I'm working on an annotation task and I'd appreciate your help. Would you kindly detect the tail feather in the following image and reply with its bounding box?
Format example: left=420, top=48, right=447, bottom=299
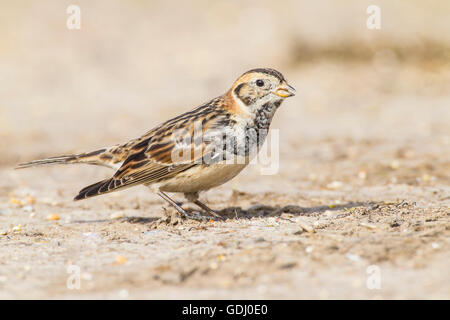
left=74, top=175, right=136, bottom=200
left=16, top=148, right=122, bottom=170
left=15, top=155, right=80, bottom=169
left=16, top=139, right=145, bottom=201
left=74, top=178, right=114, bottom=201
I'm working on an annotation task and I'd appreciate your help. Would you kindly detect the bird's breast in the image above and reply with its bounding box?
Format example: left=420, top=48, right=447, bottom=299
left=158, top=163, right=247, bottom=193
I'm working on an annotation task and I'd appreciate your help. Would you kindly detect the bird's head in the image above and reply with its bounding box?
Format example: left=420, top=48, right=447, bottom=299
left=228, top=68, right=295, bottom=115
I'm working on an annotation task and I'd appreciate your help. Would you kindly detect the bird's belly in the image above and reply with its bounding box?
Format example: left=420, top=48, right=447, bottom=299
left=159, top=163, right=247, bottom=193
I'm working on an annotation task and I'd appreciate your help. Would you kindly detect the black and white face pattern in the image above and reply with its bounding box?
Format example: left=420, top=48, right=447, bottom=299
left=233, top=68, right=285, bottom=108
left=230, top=69, right=288, bottom=158
left=191, top=69, right=288, bottom=162
left=179, top=68, right=294, bottom=165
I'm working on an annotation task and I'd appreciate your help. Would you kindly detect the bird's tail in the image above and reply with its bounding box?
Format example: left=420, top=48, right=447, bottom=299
left=73, top=178, right=116, bottom=201
left=15, top=146, right=126, bottom=170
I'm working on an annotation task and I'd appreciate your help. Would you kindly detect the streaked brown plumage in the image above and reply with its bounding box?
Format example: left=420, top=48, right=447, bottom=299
left=16, top=68, right=295, bottom=220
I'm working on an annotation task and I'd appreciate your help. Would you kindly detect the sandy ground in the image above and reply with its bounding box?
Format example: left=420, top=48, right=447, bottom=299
left=1, top=62, right=449, bottom=299
left=0, top=1, right=449, bottom=299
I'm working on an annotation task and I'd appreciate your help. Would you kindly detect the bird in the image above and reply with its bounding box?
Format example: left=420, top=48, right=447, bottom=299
left=16, top=68, right=295, bottom=220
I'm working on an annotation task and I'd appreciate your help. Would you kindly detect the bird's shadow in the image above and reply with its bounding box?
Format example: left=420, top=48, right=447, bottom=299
left=71, top=216, right=159, bottom=224
left=70, top=201, right=373, bottom=225
left=120, top=201, right=371, bottom=224
left=212, top=201, right=370, bottom=219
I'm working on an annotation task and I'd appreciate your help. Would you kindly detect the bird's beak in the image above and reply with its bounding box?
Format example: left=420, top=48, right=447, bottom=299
left=273, top=82, right=296, bottom=98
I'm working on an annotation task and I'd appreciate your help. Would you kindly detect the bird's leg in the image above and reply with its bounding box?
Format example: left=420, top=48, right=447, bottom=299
left=184, top=192, right=224, bottom=220
left=157, top=191, right=206, bottom=222
left=193, top=199, right=224, bottom=220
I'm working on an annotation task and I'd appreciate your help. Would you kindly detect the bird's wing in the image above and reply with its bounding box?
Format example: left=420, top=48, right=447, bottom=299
left=75, top=99, right=231, bottom=200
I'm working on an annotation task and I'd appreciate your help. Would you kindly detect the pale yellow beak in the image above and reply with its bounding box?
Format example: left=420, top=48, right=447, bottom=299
left=273, top=82, right=296, bottom=98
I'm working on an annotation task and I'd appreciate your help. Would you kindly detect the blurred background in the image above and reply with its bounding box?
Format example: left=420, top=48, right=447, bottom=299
left=1, top=0, right=449, bottom=165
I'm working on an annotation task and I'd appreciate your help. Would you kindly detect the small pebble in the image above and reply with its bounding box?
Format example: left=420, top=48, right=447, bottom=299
left=110, top=212, right=124, bottom=219
left=431, top=243, right=440, bottom=249
left=390, top=160, right=400, bottom=169
left=358, top=170, right=367, bottom=180
left=12, top=225, right=22, bottom=232
left=209, top=262, right=218, bottom=270
left=46, top=214, right=60, bottom=221
left=9, top=198, right=23, bottom=207
left=143, top=230, right=159, bottom=236
left=118, top=289, right=129, bottom=298
left=266, top=217, right=279, bottom=227
left=298, top=219, right=314, bottom=233
left=324, top=210, right=338, bottom=218
left=345, top=253, right=360, bottom=262
left=115, top=255, right=127, bottom=265
left=326, top=181, right=343, bottom=190
left=360, top=222, right=377, bottom=229
left=27, top=196, right=36, bottom=205
left=22, top=205, right=34, bottom=213
left=313, top=220, right=328, bottom=229
left=41, top=198, right=58, bottom=206
left=83, top=232, right=98, bottom=239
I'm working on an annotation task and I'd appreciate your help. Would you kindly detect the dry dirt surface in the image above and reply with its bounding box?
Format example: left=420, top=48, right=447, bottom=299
left=1, top=64, right=449, bottom=299
left=1, top=1, right=450, bottom=299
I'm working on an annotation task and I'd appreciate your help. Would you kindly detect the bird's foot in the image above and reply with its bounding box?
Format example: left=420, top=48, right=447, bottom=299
left=180, top=210, right=211, bottom=222
left=151, top=207, right=217, bottom=228
left=193, top=200, right=226, bottom=221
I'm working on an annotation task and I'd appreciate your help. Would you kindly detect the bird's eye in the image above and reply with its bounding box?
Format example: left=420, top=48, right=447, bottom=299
left=256, top=79, right=264, bottom=87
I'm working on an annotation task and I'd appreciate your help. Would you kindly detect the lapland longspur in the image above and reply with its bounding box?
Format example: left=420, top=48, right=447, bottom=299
left=17, top=68, right=295, bottom=220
